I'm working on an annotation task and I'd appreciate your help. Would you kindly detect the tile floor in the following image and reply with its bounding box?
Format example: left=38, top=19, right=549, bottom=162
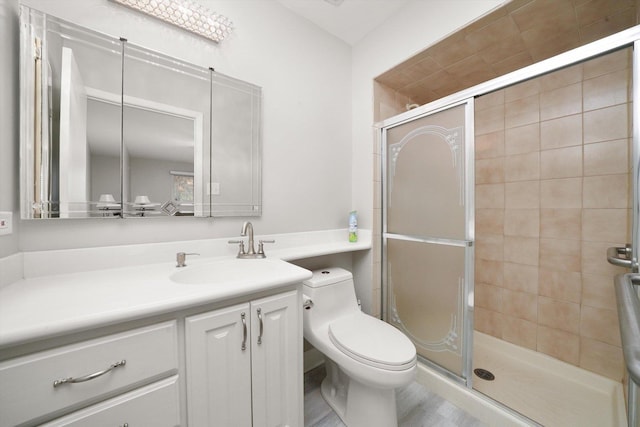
left=304, top=365, right=486, bottom=427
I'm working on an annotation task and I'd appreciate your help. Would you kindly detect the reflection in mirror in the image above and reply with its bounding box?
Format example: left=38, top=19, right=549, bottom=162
left=20, top=6, right=123, bottom=218
left=122, top=43, right=210, bottom=217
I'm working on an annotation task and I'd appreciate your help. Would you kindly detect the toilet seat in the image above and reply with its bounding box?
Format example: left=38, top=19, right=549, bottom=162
left=328, top=313, right=416, bottom=371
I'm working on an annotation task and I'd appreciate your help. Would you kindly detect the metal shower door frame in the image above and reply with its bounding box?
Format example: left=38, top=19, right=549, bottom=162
left=380, top=98, right=476, bottom=386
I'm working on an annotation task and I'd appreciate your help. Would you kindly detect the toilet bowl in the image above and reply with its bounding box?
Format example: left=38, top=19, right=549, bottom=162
left=302, top=268, right=417, bottom=427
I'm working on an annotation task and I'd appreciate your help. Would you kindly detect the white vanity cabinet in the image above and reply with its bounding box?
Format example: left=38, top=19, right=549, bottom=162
left=0, top=321, right=179, bottom=427
left=185, top=290, right=302, bottom=427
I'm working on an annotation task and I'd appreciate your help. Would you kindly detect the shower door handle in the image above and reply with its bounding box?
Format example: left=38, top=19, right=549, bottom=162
left=607, top=244, right=634, bottom=269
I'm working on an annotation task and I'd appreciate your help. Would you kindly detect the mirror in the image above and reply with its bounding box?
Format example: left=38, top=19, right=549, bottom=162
left=19, top=6, right=262, bottom=219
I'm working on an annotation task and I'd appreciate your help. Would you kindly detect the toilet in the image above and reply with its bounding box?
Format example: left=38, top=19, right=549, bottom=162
left=302, top=268, right=417, bottom=427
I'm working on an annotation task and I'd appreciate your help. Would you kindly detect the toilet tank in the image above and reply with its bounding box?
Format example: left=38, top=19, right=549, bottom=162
left=303, top=268, right=353, bottom=288
left=302, top=268, right=360, bottom=320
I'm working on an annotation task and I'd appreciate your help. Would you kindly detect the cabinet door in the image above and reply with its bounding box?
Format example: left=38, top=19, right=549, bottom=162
left=186, top=303, right=252, bottom=427
left=251, top=290, right=302, bottom=427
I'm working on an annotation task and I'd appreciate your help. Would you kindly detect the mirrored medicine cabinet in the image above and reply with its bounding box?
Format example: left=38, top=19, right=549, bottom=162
left=19, top=5, right=262, bottom=219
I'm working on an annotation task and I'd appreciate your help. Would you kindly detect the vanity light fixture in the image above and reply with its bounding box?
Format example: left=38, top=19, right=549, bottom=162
left=110, top=0, right=234, bottom=43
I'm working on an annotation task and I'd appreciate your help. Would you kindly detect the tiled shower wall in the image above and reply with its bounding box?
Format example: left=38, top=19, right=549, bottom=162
left=474, top=47, right=631, bottom=381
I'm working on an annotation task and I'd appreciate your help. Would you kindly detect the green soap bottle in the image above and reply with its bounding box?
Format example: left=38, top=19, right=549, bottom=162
left=348, top=211, right=358, bottom=242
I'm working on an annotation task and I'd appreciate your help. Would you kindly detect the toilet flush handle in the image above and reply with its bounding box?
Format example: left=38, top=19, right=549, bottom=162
left=302, top=295, right=314, bottom=310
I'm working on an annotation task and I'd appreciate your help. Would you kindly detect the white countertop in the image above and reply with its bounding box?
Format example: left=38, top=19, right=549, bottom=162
left=0, top=229, right=371, bottom=350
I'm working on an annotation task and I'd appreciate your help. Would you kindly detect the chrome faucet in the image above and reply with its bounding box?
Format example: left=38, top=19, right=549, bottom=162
left=241, top=221, right=256, bottom=256
left=228, top=221, right=275, bottom=259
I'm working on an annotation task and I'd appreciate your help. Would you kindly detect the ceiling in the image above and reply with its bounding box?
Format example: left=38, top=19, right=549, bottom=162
left=275, top=0, right=411, bottom=45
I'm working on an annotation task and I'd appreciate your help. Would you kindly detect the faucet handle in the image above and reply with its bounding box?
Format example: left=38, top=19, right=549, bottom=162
left=176, top=252, right=199, bottom=268
left=257, top=239, right=275, bottom=257
left=228, top=240, right=246, bottom=257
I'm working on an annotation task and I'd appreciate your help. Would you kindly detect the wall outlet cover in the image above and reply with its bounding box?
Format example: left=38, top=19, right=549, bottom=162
left=0, top=212, right=13, bottom=236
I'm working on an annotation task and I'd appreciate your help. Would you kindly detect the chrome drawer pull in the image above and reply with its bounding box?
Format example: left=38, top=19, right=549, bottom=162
left=257, top=308, right=263, bottom=345
left=53, top=359, right=126, bottom=388
left=241, top=312, right=247, bottom=351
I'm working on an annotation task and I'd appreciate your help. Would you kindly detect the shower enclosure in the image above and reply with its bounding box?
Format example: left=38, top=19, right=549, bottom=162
left=380, top=27, right=640, bottom=425
left=382, top=101, right=475, bottom=383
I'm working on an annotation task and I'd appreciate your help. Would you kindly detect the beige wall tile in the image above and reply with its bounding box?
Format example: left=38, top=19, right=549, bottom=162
left=373, top=181, right=381, bottom=210
left=540, top=114, right=582, bottom=150
left=539, top=269, right=581, bottom=304
left=476, top=234, right=504, bottom=262
left=475, top=104, right=505, bottom=135
left=540, top=146, right=582, bottom=179
left=582, top=240, right=630, bottom=277
left=475, top=89, right=505, bottom=111
left=583, top=174, right=629, bottom=208
left=505, top=181, right=540, bottom=208
left=476, top=183, right=505, bottom=209
left=505, top=152, right=540, bottom=182
left=538, top=296, right=580, bottom=334
left=476, top=209, right=505, bottom=236
left=505, top=123, right=540, bottom=155
left=540, top=177, right=582, bottom=208
left=540, top=83, right=582, bottom=121
left=582, top=209, right=628, bottom=243
left=505, top=78, right=540, bottom=102
left=475, top=282, right=503, bottom=312
left=505, top=95, right=540, bottom=129
left=503, top=289, right=537, bottom=322
left=476, top=258, right=504, bottom=287
left=579, top=337, right=624, bottom=381
left=539, top=238, right=581, bottom=272
left=504, top=262, right=539, bottom=294
left=580, top=7, right=636, bottom=44
left=476, top=130, right=505, bottom=159
left=584, top=138, right=630, bottom=176
left=580, top=306, right=621, bottom=346
left=537, top=325, right=580, bottom=364
left=475, top=307, right=504, bottom=338
left=583, top=47, right=631, bottom=79
left=583, top=104, right=630, bottom=144
left=476, top=157, right=505, bottom=184
left=504, top=235, right=539, bottom=266
left=583, top=69, right=630, bottom=112
left=582, top=273, right=617, bottom=310
left=372, top=287, right=381, bottom=318
left=540, top=208, right=581, bottom=239
left=504, top=208, right=539, bottom=237
left=502, top=316, right=537, bottom=350
left=539, top=63, right=583, bottom=92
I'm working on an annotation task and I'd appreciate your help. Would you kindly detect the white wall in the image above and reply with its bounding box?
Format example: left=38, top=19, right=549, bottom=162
left=15, top=0, right=352, bottom=251
left=0, top=0, right=20, bottom=258
left=349, top=0, right=505, bottom=312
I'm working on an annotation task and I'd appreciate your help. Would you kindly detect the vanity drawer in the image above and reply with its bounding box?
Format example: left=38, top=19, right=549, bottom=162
left=0, top=321, right=178, bottom=427
left=41, top=376, right=180, bottom=427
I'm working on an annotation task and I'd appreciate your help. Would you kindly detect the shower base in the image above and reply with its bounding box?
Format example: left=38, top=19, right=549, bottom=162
left=416, top=332, right=626, bottom=426
left=472, top=332, right=626, bottom=426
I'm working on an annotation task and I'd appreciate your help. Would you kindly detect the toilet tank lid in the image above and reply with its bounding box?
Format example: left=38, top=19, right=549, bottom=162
left=303, top=268, right=353, bottom=287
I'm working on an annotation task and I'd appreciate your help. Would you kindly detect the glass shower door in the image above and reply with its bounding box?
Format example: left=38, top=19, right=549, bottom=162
left=383, top=101, right=474, bottom=383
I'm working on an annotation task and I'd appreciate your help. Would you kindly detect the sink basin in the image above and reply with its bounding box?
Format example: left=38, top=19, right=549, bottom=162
left=169, top=258, right=287, bottom=285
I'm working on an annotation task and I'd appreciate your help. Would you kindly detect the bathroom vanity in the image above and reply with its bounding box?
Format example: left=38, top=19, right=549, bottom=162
left=0, top=257, right=311, bottom=427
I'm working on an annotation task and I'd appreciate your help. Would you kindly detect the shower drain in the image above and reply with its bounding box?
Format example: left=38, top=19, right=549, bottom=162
left=473, top=368, right=495, bottom=381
